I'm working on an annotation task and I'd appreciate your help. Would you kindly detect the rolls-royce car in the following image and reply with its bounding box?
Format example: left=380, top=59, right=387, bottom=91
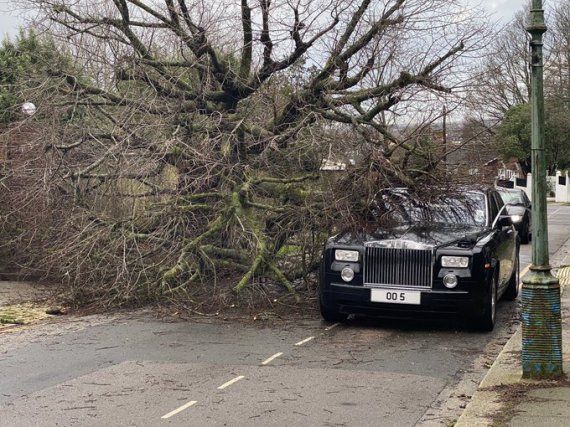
left=319, top=188, right=520, bottom=331
left=497, top=187, right=532, bottom=244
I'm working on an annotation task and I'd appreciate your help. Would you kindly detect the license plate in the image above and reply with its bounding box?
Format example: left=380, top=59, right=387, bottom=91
left=371, top=289, right=421, bottom=305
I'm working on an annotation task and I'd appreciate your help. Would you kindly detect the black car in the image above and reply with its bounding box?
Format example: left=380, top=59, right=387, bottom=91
left=497, top=188, right=531, bottom=244
left=319, top=188, right=520, bottom=331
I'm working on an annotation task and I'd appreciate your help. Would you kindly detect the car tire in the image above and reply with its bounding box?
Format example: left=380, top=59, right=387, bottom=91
left=319, top=296, right=348, bottom=323
left=471, top=273, right=497, bottom=332
left=503, top=254, right=520, bottom=301
left=520, top=220, right=530, bottom=244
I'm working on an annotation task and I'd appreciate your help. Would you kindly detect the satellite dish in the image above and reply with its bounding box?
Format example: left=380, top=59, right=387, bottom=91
left=21, top=102, right=37, bottom=116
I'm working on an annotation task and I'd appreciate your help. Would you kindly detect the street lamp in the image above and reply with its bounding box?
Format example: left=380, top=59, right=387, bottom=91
left=521, top=0, right=563, bottom=379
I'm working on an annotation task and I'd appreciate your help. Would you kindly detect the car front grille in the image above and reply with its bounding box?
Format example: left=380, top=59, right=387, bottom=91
left=364, top=247, right=433, bottom=288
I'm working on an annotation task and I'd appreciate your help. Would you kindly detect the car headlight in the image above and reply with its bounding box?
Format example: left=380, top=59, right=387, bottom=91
left=510, top=214, right=523, bottom=223
left=441, top=256, right=469, bottom=268
left=341, top=267, right=355, bottom=282
left=335, top=250, right=359, bottom=262
left=443, top=274, right=459, bottom=289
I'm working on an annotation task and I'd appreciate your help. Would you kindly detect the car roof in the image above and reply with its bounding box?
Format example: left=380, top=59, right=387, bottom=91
left=376, top=186, right=491, bottom=201
left=496, top=187, right=524, bottom=193
left=385, top=186, right=491, bottom=193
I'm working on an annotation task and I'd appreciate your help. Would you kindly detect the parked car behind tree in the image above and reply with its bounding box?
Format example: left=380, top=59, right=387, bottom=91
left=497, top=188, right=532, bottom=244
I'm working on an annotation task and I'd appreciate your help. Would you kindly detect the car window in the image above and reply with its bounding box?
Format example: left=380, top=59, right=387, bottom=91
left=373, top=191, right=487, bottom=227
left=523, top=192, right=531, bottom=206
left=498, top=190, right=526, bottom=205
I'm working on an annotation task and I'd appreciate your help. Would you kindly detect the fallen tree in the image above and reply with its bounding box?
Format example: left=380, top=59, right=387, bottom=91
left=4, top=0, right=492, bottom=306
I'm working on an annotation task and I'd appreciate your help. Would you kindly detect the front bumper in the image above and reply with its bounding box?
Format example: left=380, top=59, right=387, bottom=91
left=320, top=282, right=487, bottom=320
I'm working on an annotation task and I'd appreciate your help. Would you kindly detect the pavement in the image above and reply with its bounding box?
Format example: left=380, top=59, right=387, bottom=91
left=456, top=237, right=570, bottom=427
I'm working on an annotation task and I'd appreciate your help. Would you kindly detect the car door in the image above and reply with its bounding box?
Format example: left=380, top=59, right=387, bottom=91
left=522, top=190, right=532, bottom=223
left=493, top=192, right=516, bottom=288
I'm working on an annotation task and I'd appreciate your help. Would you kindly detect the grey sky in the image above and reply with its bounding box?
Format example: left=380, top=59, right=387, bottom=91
left=486, top=0, right=527, bottom=20
left=1, top=1, right=25, bottom=39
left=0, top=0, right=525, bottom=40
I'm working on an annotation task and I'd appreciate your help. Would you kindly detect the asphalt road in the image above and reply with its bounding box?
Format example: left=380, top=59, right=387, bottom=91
left=1, top=204, right=569, bottom=427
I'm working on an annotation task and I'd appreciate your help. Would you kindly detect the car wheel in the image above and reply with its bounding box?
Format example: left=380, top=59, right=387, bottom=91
left=503, top=254, right=520, bottom=301
left=520, top=220, right=530, bottom=244
left=472, top=273, right=497, bottom=332
left=319, top=296, right=348, bottom=323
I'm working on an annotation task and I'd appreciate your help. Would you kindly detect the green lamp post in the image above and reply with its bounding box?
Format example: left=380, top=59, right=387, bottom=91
left=521, top=0, right=563, bottom=379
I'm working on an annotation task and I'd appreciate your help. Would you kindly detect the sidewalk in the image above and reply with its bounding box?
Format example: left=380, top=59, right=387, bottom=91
left=455, top=239, right=570, bottom=427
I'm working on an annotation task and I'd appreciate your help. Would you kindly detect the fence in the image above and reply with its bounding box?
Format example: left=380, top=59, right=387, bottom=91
left=555, top=171, right=570, bottom=203
left=497, top=172, right=568, bottom=202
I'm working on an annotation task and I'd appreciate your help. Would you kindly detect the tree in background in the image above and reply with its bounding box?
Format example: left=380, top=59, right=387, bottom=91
left=496, top=103, right=532, bottom=174
left=0, top=30, right=81, bottom=277
left=545, top=1, right=570, bottom=173
left=0, top=30, right=74, bottom=123
left=5, top=0, right=492, bottom=306
left=549, top=1, right=570, bottom=102
left=467, top=10, right=530, bottom=123
left=497, top=101, right=570, bottom=174
left=467, top=1, right=570, bottom=175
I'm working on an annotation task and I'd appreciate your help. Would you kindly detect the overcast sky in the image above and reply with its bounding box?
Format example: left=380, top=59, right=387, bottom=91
left=0, top=0, right=525, bottom=40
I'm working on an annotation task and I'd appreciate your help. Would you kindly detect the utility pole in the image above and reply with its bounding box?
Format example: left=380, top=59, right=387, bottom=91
left=521, top=0, right=563, bottom=379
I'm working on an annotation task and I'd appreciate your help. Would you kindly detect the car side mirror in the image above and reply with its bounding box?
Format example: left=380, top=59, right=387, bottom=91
left=497, top=215, right=513, bottom=229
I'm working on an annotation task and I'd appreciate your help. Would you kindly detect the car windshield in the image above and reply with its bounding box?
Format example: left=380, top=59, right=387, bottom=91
left=373, top=191, right=487, bottom=227
left=499, top=190, right=525, bottom=205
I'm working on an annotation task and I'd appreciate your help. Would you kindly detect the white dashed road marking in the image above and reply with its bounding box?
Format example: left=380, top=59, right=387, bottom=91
left=261, top=352, right=283, bottom=365
left=217, top=375, right=245, bottom=390
left=161, top=400, right=197, bottom=419
left=324, top=323, right=340, bottom=331
left=549, top=207, right=563, bottom=218
left=160, top=317, right=345, bottom=419
left=294, top=336, right=315, bottom=346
